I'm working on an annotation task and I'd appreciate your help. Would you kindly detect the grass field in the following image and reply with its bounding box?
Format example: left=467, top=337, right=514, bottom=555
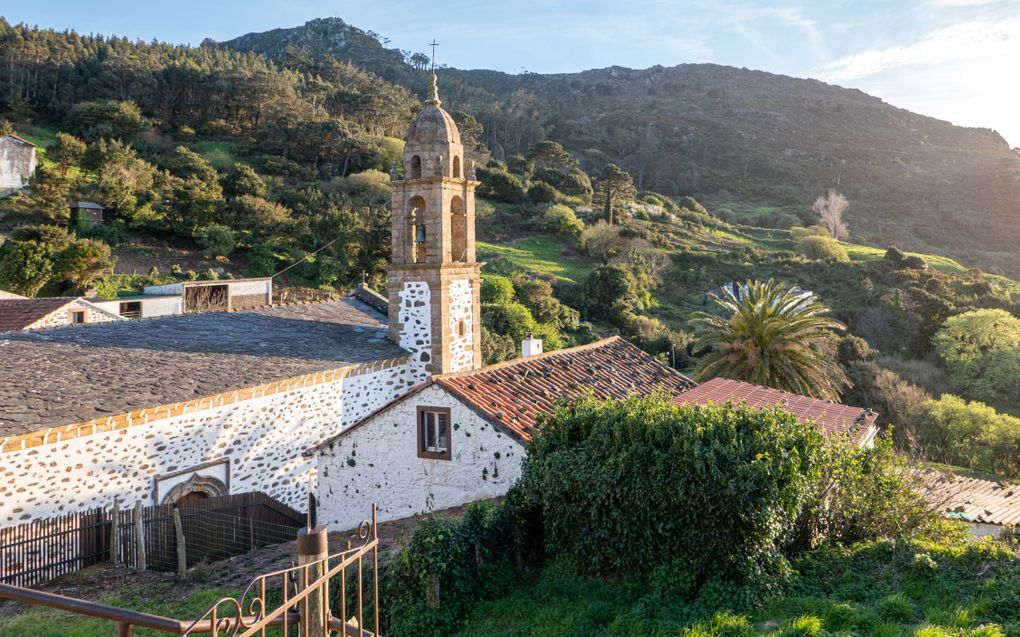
left=191, top=141, right=238, bottom=171
left=457, top=535, right=1020, bottom=637
left=478, top=236, right=594, bottom=284
left=0, top=583, right=239, bottom=637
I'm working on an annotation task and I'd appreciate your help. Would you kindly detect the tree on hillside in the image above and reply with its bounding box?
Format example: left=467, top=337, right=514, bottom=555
left=931, top=309, right=1020, bottom=407
left=0, top=240, right=54, bottom=296
left=54, top=238, right=114, bottom=291
left=8, top=165, right=73, bottom=221
left=689, top=279, right=850, bottom=401
left=48, top=133, right=86, bottom=176
left=594, top=163, right=635, bottom=225
left=813, top=189, right=850, bottom=240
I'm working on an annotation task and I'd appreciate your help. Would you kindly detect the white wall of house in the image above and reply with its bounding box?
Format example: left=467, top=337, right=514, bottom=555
left=315, top=384, right=526, bottom=532
left=90, top=296, right=183, bottom=319
left=0, top=137, right=36, bottom=191
left=0, top=359, right=423, bottom=525
left=26, top=299, right=125, bottom=331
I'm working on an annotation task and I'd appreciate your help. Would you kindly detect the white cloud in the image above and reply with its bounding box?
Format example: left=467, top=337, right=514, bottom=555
left=820, top=19, right=1020, bottom=82
left=816, top=18, right=1020, bottom=146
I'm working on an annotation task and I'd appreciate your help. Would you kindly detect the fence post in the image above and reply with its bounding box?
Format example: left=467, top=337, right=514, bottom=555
left=111, top=498, right=120, bottom=565
left=172, top=508, right=186, bottom=579
left=297, top=524, right=328, bottom=637
left=133, top=501, right=146, bottom=572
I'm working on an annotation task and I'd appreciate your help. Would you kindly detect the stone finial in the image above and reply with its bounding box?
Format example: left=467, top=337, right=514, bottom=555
left=426, top=72, right=441, bottom=107
left=389, top=160, right=399, bottom=181
left=466, top=159, right=476, bottom=180
left=434, top=154, right=444, bottom=178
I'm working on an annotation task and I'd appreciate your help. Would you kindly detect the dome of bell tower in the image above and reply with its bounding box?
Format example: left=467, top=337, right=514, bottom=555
left=405, top=73, right=461, bottom=147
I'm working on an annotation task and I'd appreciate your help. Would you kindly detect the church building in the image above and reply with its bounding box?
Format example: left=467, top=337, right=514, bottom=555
left=0, top=72, right=877, bottom=533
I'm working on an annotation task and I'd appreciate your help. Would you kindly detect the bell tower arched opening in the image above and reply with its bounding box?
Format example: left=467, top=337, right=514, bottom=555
left=451, top=196, right=467, bottom=262
left=408, top=196, right=427, bottom=263
left=453, top=156, right=461, bottom=178
left=410, top=155, right=422, bottom=180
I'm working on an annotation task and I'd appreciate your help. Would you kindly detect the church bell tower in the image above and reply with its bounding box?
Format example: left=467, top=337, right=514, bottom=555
left=387, top=69, right=482, bottom=375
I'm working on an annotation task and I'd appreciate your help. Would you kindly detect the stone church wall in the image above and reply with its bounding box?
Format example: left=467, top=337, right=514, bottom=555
left=0, top=357, right=423, bottom=525
left=315, top=384, right=524, bottom=532
left=396, top=281, right=431, bottom=372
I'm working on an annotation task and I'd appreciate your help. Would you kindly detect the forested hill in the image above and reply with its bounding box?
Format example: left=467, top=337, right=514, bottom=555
left=213, top=18, right=1020, bottom=277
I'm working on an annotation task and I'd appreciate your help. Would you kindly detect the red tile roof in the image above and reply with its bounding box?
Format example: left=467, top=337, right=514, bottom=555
left=435, top=336, right=695, bottom=443
left=676, top=377, right=878, bottom=444
left=0, top=298, right=77, bottom=333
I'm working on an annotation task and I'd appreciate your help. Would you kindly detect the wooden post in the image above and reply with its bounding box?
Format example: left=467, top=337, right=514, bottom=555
left=110, top=498, right=120, bottom=565
left=296, top=524, right=328, bottom=637
left=132, top=501, right=146, bottom=572
left=172, top=508, right=186, bottom=579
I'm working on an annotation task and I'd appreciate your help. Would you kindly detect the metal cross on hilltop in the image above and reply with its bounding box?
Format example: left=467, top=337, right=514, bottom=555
left=429, top=39, right=438, bottom=73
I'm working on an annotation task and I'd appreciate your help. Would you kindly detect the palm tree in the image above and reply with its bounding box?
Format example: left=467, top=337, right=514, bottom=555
left=689, top=280, right=850, bottom=401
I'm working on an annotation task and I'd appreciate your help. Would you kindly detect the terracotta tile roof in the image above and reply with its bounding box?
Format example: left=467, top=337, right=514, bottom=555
left=0, top=297, right=78, bottom=333
left=435, top=336, right=696, bottom=443
left=926, top=472, right=1020, bottom=526
left=676, top=377, right=879, bottom=444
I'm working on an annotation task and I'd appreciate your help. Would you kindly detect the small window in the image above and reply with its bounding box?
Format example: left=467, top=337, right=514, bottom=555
left=69, top=309, right=87, bottom=324
left=417, top=406, right=452, bottom=460
left=119, top=301, right=142, bottom=319
left=457, top=320, right=466, bottom=337
left=410, top=155, right=422, bottom=179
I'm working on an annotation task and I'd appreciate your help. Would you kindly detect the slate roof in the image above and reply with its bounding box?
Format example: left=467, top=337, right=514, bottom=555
left=930, top=473, right=1020, bottom=526
left=0, top=297, right=80, bottom=333
left=0, top=298, right=406, bottom=437
left=435, top=336, right=695, bottom=443
left=677, top=377, right=879, bottom=444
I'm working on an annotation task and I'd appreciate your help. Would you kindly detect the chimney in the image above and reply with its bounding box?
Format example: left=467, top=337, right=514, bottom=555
left=521, top=333, right=543, bottom=358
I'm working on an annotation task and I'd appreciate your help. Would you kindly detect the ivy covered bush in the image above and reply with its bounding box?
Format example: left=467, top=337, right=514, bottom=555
left=521, top=394, right=822, bottom=589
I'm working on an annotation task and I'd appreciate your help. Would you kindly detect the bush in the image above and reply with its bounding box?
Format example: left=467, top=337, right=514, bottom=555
left=539, top=203, right=584, bottom=239
left=245, top=243, right=279, bottom=277
left=381, top=502, right=518, bottom=637
left=527, top=181, right=559, bottom=204
left=0, top=240, right=54, bottom=296
left=480, top=274, right=515, bottom=305
left=917, top=394, right=1020, bottom=477
left=582, top=264, right=641, bottom=324
left=795, top=436, right=942, bottom=550
left=522, top=394, right=822, bottom=588
left=199, top=224, right=235, bottom=258
left=795, top=235, right=849, bottom=262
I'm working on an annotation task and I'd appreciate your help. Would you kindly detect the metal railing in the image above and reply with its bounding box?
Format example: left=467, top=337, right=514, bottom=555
left=0, top=506, right=381, bottom=637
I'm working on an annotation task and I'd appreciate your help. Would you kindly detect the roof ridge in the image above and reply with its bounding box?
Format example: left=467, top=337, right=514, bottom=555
left=434, top=336, right=624, bottom=380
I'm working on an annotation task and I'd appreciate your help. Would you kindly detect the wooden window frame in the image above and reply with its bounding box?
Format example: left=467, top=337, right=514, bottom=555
left=68, top=308, right=87, bottom=324
left=417, top=405, right=452, bottom=461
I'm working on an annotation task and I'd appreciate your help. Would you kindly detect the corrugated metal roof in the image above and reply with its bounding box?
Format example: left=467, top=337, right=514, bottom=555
left=930, top=473, right=1020, bottom=526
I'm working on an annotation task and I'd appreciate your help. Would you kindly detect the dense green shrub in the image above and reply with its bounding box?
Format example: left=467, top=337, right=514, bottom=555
left=917, top=394, right=1020, bottom=477
left=582, top=264, right=641, bottom=323
left=539, top=203, right=584, bottom=239
left=795, top=234, right=849, bottom=262
left=381, top=501, right=521, bottom=637
left=795, top=436, right=942, bottom=550
left=199, top=224, right=236, bottom=258
left=480, top=274, right=515, bottom=304
left=527, top=181, right=559, bottom=204
left=521, top=394, right=822, bottom=589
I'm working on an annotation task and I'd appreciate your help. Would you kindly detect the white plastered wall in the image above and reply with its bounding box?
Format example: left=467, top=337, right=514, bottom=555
left=316, top=384, right=525, bottom=532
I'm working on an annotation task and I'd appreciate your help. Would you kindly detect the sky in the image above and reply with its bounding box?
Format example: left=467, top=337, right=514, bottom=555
left=4, top=0, right=1019, bottom=146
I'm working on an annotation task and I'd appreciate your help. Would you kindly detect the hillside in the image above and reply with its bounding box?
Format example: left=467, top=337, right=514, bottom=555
left=214, top=18, right=1020, bottom=278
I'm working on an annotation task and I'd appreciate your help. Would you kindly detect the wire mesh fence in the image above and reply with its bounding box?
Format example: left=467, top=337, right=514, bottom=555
left=0, top=491, right=305, bottom=587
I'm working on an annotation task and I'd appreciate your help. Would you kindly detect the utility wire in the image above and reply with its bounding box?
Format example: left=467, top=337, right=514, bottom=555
left=272, top=235, right=344, bottom=278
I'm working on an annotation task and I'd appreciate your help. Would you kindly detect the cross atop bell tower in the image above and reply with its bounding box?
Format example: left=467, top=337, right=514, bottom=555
left=386, top=65, right=482, bottom=375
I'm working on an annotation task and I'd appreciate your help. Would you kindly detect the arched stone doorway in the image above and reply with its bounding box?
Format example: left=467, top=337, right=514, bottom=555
left=161, top=474, right=228, bottom=505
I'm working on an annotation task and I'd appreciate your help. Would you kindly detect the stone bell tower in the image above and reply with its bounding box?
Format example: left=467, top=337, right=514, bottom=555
left=386, top=70, right=482, bottom=375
